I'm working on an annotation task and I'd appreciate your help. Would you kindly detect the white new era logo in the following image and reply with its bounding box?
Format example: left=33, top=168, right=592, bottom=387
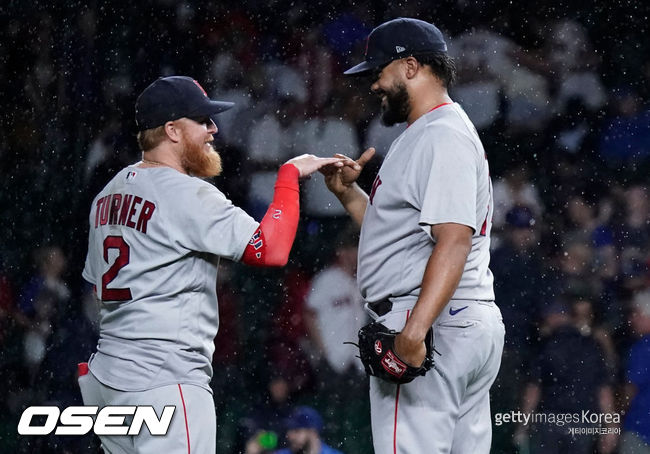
left=395, top=45, right=406, bottom=53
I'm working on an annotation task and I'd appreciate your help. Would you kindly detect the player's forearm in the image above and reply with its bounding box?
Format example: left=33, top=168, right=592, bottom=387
left=241, top=164, right=299, bottom=266
left=336, top=183, right=368, bottom=227
left=401, top=228, right=471, bottom=342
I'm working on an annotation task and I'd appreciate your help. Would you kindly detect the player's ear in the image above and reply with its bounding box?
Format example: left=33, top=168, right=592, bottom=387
left=164, top=121, right=181, bottom=143
left=404, top=57, right=419, bottom=79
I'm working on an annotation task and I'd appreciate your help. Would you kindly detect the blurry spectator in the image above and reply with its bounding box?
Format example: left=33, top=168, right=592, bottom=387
left=304, top=228, right=369, bottom=451
left=19, top=246, right=70, bottom=319
left=83, top=114, right=124, bottom=184
left=268, top=268, right=316, bottom=396
left=246, top=83, right=305, bottom=218
left=502, top=63, right=551, bottom=133
left=305, top=229, right=365, bottom=374
left=491, top=206, right=545, bottom=349
left=598, top=88, right=650, bottom=165
left=546, top=97, right=599, bottom=164
left=211, top=262, right=246, bottom=408
left=492, top=163, right=543, bottom=231
left=562, top=195, right=598, bottom=245
left=213, top=262, right=244, bottom=366
left=294, top=96, right=359, bottom=218
left=570, top=297, right=618, bottom=376
left=517, top=301, right=618, bottom=454
left=542, top=97, right=603, bottom=204
left=266, top=63, right=309, bottom=106
left=548, top=242, right=603, bottom=309
left=241, top=375, right=294, bottom=454
left=22, top=288, right=58, bottom=385
left=515, top=19, right=605, bottom=124
left=321, top=11, right=369, bottom=60
left=274, top=406, right=343, bottom=454
left=447, top=28, right=508, bottom=132
left=364, top=114, right=406, bottom=159
left=620, top=289, right=650, bottom=453
left=616, top=185, right=650, bottom=249
left=216, top=66, right=271, bottom=150
left=615, top=186, right=650, bottom=292
left=547, top=20, right=606, bottom=114
left=289, top=26, right=337, bottom=114
left=490, top=205, right=546, bottom=450
left=210, top=53, right=254, bottom=144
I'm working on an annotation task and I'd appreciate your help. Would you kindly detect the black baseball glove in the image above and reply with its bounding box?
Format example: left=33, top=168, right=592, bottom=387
left=355, top=321, right=434, bottom=384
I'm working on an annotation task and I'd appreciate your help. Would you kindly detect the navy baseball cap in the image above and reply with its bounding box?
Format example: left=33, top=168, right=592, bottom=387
left=135, top=76, right=234, bottom=130
left=344, top=18, right=448, bottom=76
left=284, top=406, right=323, bottom=432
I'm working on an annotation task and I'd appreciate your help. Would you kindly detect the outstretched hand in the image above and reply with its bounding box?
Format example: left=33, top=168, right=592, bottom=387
left=286, top=154, right=345, bottom=178
left=320, top=147, right=376, bottom=197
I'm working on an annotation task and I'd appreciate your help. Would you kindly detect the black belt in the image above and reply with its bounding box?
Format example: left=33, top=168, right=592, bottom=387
left=368, top=300, right=393, bottom=317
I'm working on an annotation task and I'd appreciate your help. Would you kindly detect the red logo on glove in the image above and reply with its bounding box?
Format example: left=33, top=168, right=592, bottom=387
left=381, top=351, right=407, bottom=378
left=374, top=340, right=382, bottom=354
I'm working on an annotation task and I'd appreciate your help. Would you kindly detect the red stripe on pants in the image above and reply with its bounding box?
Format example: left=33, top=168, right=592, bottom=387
left=393, top=310, right=412, bottom=453
left=178, top=384, right=191, bottom=454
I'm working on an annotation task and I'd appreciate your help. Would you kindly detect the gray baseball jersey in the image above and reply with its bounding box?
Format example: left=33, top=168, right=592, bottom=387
left=358, top=103, right=494, bottom=304
left=82, top=165, right=259, bottom=392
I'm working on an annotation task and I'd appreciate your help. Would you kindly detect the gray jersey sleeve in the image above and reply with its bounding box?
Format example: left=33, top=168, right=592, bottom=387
left=173, top=180, right=259, bottom=262
left=418, top=129, right=479, bottom=235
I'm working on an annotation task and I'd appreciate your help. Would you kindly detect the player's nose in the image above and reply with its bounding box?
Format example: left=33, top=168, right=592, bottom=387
left=207, top=118, right=218, bottom=134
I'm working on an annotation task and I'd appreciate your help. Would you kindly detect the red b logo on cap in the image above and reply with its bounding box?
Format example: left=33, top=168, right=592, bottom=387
left=192, top=80, right=208, bottom=97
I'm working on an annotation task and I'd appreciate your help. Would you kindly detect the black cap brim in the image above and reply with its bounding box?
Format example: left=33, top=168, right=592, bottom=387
left=198, top=100, right=235, bottom=115
left=344, top=60, right=378, bottom=76
left=344, top=57, right=393, bottom=76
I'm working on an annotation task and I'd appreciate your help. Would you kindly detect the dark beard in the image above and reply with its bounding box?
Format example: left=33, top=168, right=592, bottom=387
left=381, top=82, right=410, bottom=126
left=181, top=136, right=222, bottom=178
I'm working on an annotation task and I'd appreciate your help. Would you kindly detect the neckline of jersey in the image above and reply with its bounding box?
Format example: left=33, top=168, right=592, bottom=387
left=406, top=102, right=454, bottom=129
left=428, top=102, right=453, bottom=112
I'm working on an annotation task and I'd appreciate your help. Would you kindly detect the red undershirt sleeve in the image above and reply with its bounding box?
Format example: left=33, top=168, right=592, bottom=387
left=241, top=163, right=300, bottom=266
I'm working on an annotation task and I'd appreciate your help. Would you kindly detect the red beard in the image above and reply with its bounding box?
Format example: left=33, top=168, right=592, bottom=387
left=181, top=135, right=222, bottom=178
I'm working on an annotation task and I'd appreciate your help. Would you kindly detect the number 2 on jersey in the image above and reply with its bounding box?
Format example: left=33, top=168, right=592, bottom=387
left=102, top=236, right=132, bottom=301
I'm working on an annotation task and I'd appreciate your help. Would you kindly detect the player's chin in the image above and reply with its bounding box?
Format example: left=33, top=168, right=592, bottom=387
left=183, top=144, right=222, bottom=177
left=196, top=153, right=222, bottom=178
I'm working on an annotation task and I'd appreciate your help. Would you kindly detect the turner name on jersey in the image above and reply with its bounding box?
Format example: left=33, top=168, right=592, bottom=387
left=94, top=193, right=156, bottom=234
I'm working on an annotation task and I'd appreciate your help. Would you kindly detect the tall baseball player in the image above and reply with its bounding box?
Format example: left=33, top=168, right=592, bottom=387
left=78, top=76, right=344, bottom=454
left=321, top=19, right=505, bottom=453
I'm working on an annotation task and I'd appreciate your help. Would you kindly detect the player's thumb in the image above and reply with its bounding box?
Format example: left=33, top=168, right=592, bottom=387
left=357, top=147, right=376, bottom=167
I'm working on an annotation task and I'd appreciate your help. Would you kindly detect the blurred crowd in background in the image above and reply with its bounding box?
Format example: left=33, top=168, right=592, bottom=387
left=1, top=0, right=649, bottom=453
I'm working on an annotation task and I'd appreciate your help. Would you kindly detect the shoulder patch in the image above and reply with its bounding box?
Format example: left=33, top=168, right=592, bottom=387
left=125, top=171, right=137, bottom=183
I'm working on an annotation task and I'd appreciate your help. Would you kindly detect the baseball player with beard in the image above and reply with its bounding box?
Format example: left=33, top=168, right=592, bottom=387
left=78, top=76, right=344, bottom=454
left=321, top=19, right=505, bottom=453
